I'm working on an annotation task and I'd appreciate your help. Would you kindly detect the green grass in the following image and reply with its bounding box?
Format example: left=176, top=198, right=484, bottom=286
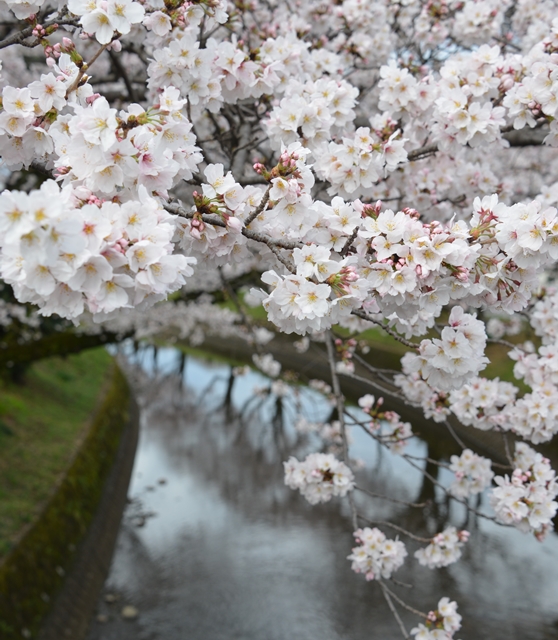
left=0, top=348, right=113, bottom=558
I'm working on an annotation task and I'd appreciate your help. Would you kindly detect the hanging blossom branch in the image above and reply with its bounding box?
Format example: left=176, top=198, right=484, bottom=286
left=0, top=0, right=558, bottom=637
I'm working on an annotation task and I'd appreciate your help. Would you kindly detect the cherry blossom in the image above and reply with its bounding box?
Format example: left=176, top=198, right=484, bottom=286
left=284, top=453, right=355, bottom=505
left=415, top=527, right=470, bottom=569
left=1, top=0, right=558, bottom=634
left=348, top=527, right=407, bottom=581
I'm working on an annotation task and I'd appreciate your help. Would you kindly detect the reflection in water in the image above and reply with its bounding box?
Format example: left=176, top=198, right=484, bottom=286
left=87, top=346, right=558, bottom=640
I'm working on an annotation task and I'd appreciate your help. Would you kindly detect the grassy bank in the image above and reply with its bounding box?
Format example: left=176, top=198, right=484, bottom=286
left=0, top=348, right=131, bottom=640
left=0, top=348, right=113, bottom=559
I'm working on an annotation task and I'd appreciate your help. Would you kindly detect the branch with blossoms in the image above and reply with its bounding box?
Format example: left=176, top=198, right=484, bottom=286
left=1, top=0, right=558, bottom=636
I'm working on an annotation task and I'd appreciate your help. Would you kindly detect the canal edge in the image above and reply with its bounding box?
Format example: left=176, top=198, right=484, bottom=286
left=37, top=368, right=140, bottom=640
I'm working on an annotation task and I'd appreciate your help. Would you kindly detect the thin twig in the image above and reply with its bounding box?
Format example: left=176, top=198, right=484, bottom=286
left=354, top=486, right=427, bottom=508
left=487, top=337, right=519, bottom=349
left=360, top=517, right=432, bottom=543
left=218, top=267, right=263, bottom=355
left=340, top=225, right=360, bottom=257
left=351, top=310, right=419, bottom=350
left=66, top=41, right=112, bottom=96
left=326, top=331, right=358, bottom=531
left=379, top=582, right=410, bottom=639
left=443, top=419, right=469, bottom=450
left=338, top=370, right=406, bottom=401
left=407, top=143, right=439, bottom=162
left=401, top=454, right=504, bottom=524
left=0, top=15, right=78, bottom=50
left=266, top=242, right=296, bottom=273
left=351, top=352, right=400, bottom=387
left=230, top=121, right=252, bottom=175
left=380, top=581, right=428, bottom=619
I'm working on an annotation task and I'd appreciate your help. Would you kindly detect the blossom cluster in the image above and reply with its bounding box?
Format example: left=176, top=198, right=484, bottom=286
left=530, top=287, right=558, bottom=344
left=0, top=180, right=195, bottom=318
left=265, top=78, right=358, bottom=152
left=313, top=123, right=408, bottom=198
left=490, top=443, right=558, bottom=539
left=400, top=307, right=488, bottom=392
left=347, top=527, right=407, bottom=581
left=411, top=598, right=462, bottom=640
left=55, top=86, right=202, bottom=197
left=67, top=0, right=144, bottom=45
left=252, top=353, right=281, bottom=378
left=283, top=453, right=354, bottom=505
left=449, top=449, right=494, bottom=499
left=2, top=0, right=558, bottom=633
left=393, top=371, right=451, bottom=424
left=415, top=527, right=470, bottom=569
left=448, top=377, right=517, bottom=433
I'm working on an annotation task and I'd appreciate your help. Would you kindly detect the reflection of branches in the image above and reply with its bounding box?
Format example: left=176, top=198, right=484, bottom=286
left=355, top=486, right=427, bottom=509
left=401, top=454, right=503, bottom=525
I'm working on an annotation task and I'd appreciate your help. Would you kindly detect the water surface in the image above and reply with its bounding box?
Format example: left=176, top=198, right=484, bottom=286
left=86, top=346, right=558, bottom=640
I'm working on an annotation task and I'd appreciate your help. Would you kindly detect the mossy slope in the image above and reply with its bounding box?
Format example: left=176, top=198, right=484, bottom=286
left=0, top=349, right=130, bottom=639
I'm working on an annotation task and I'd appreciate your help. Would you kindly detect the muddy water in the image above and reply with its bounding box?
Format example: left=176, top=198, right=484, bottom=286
left=86, top=346, right=558, bottom=640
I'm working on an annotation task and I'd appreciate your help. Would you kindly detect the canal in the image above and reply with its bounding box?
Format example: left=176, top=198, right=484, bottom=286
left=86, top=345, right=558, bottom=640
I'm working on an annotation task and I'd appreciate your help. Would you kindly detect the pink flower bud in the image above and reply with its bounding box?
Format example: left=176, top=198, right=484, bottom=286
left=499, top=76, right=515, bottom=92
left=226, top=216, right=243, bottom=232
